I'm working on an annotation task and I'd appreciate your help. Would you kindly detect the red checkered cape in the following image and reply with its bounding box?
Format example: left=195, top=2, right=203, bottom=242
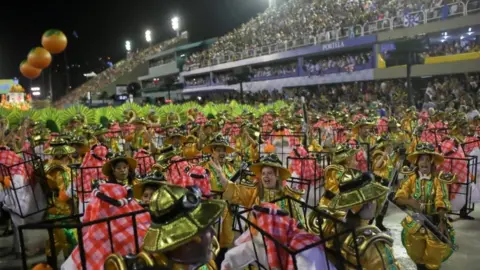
left=76, top=144, right=109, bottom=201
left=0, top=147, right=27, bottom=180
left=236, top=203, right=324, bottom=270
left=352, top=113, right=366, bottom=122
left=71, top=183, right=151, bottom=270
left=134, top=149, right=155, bottom=176
left=421, top=122, right=446, bottom=145
left=463, top=136, right=480, bottom=155
left=438, top=138, right=467, bottom=199
left=166, top=158, right=211, bottom=195
left=288, top=147, right=323, bottom=190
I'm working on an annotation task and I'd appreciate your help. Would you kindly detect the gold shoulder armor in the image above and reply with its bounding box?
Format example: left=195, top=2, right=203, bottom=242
left=438, top=171, right=456, bottom=184
left=400, top=166, right=416, bottom=176
left=342, top=225, right=394, bottom=257
left=325, top=164, right=345, bottom=176
left=284, top=185, right=305, bottom=198
left=306, top=206, right=345, bottom=235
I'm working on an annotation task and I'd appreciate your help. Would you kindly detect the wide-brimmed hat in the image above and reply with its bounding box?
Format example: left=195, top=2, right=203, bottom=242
left=352, top=118, right=375, bottom=133
left=69, top=136, right=90, bottom=154
left=132, top=117, right=148, bottom=125
left=164, top=129, right=186, bottom=145
left=331, top=144, right=358, bottom=164
left=407, top=142, right=444, bottom=165
left=133, top=172, right=165, bottom=200
left=142, top=183, right=226, bottom=253
left=250, top=153, right=291, bottom=180
left=202, top=134, right=235, bottom=154
left=102, top=154, right=137, bottom=177
left=329, top=172, right=389, bottom=211
left=44, top=137, right=76, bottom=156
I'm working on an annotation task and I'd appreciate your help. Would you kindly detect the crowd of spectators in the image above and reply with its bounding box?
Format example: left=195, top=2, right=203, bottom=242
left=149, top=54, right=176, bottom=68
left=185, top=75, right=210, bottom=87
left=213, top=72, right=235, bottom=84
left=427, top=39, right=479, bottom=56
left=184, top=0, right=463, bottom=70
left=303, top=52, right=371, bottom=75
left=252, top=61, right=297, bottom=79
left=55, top=34, right=187, bottom=107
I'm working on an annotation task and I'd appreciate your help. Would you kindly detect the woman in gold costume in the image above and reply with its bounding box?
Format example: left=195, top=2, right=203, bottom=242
left=43, top=137, right=77, bottom=258
left=319, top=144, right=361, bottom=207
left=394, top=142, right=456, bottom=270
left=102, top=154, right=139, bottom=187
left=307, top=172, right=401, bottom=269
left=212, top=153, right=305, bottom=224
left=235, top=121, right=259, bottom=163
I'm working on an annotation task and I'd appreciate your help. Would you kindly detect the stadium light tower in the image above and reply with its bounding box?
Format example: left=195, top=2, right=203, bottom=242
left=125, top=40, right=132, bottom=52
left=269, top=0, right=276, bottom=8
left=145, top=30, right=152, bottom=45
left=171, top=16, right=180, bottom=37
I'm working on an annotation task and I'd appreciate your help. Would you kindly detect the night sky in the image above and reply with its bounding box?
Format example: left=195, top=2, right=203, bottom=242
left=0, top=0, right=269, bottom=95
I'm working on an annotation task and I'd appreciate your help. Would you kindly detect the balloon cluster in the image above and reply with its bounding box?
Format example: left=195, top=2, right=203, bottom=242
left=19, top=29, right=68, bottom=79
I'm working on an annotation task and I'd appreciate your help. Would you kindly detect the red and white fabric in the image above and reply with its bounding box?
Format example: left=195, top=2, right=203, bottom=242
left=377, top=118, right=388, bottom=135
left=463, top=136, right=480, bottom=155
left=438, top=138, right=468, bottom=210
left=288, top=147, right=323, bottom=190
left=134, top=149, right=155, bottom=176
left=352, top=113, right=366, bottom=122
left=166, top=157, right=211, bottom=195
left=195, top=112, right=207, bottom=126
left=222, top=203, right=333, bottom=270
left=0, top=147, right=27, bottom=179
left=69, top=183, right=151, bottom=270
left=75, top=144, right=109, bottom=203
left=165, top=156, right=190, bottom=185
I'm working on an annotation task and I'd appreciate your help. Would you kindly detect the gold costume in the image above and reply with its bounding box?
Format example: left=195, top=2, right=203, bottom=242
left=395, top=173, right=455, bottom=269
left=205, top=162, right=236, bottom=248
left=223, top=182, right=305, bottom=225
left=320, top=164, right=362, bottom=207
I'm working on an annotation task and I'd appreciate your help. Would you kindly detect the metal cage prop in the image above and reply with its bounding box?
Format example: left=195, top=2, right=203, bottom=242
left=286, top=155, right=324, bottom=208
left=442, top=155, right=477, bottom=217
left=17, top=209, right=148, bottom=270
left=133, top=151, right=155, bottom=178
left=0, top=152, right=49, bottom=219
left=232, top=196, right=361, bottom=270
left=68, top=164, right=105, bottom=216
left=258, top=132, right=307, bottom=166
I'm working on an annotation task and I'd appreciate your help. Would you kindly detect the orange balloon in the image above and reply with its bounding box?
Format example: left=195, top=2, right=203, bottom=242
left=28, top=47, right=52, bottom=69
left=19, top=60, right=42, bottom=79
left=41, top=29, right=68, bottom=54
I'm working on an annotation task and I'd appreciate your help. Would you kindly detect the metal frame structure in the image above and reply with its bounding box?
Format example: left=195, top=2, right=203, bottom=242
left=443, top=155, right=477, bottom=217
left=17, top=209, right=148, bottom=270
left=234, top=196, right=361, bottom=270
left=286, top=155, right=324, bottom=208
left=258, top=132, right=306, bottom=166
left=68, top=164, right=105, bottom=216
left=0, top=152, right=49, bottom=218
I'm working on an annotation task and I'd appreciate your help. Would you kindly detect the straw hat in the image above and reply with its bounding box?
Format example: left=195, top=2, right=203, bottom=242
left=69, top=136, right=90, bottom=154
left=406, top=142, right=444, bottom=165
left=102, top=154, right=137, bottom=177
left=132, top=117, right=148, bottom=125
left=44, top=137, right=76, bottom=156
left=250, top=153, right=291, bottom=180
left=352, top=118, right=375, bottom=134
left=202, top=134, right=235, bottom=154
left=142, top=183, right=226, bottom=253
left=329, top=172, right=389, bottom=211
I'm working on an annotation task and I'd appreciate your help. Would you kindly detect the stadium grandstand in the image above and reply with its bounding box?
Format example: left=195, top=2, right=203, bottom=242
left=56, top=0, right=479, bottom=107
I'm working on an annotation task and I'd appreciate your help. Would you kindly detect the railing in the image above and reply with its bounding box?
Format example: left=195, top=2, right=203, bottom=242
left=184, top=1, right=476, bottom=71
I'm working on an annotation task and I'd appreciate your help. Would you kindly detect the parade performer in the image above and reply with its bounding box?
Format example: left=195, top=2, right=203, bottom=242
left=43, top=137, right=77, bottom=257
left=212, top=152, right=305, bottom=224
left=203, top=135, right=237, bottom=254
left=319, top=144, right=361, bottom=207
left=102, top=154, right=139, bottom=186
left=236, top=122, right=260, bottom=163
left=69, top=136, right=89, bottom=164
left=222, top=202, right=334, bottom=270
left=71, top=143, right=109, bottom=216
left=307, top=172, right=400, bottom=269
left=350, top=118, right=375, bottom=172
left=132, top=173, right=164, bottom=205
left=288, top=145, right=322, bottom=191
left=104, top=183, right=226, bottom=270
left=394, top=142, right=456, bottom=270
left=60, top=183, right=151, bottom=270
